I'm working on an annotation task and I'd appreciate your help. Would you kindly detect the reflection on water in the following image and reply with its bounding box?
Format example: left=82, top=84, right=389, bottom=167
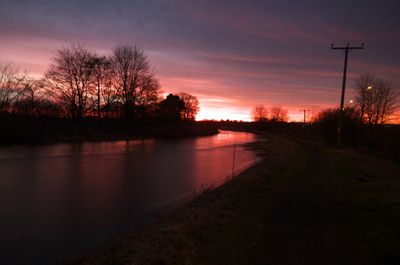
left=0, top=130, right=258, bottom=264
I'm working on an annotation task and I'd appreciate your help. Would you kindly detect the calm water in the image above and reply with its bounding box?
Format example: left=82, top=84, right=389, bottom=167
left=0, top=130, right=258, bottom=264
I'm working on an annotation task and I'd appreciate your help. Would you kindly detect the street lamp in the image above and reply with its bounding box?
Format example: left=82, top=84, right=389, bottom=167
left=345, top=99, right=354, bottom=108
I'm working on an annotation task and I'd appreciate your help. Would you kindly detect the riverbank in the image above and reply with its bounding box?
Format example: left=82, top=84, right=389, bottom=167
left=0, top=116, right=218, bottom=145
left=65, top=134, right=400, bottom=264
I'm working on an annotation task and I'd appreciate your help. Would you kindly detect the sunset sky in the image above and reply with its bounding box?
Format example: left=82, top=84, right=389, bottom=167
left=1, top=0, right=399, bottom=121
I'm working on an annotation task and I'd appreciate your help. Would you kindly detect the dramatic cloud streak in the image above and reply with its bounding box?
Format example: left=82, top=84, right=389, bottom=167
left=1, top=0, right=399, bottom=121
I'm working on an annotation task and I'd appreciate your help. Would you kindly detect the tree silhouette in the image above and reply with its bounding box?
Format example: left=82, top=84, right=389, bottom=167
left=159, top=94, right=185, bottom=122
left=135, top=71, right=161, bottom=120
left=313, top=107, right=361, bottom=144
left=354, top=73, right=398, bottom=125
left=46, top=44, right=94, bottom=119
left=0, top=44, right=202, bottom=126
left=112, top=44, right=159, bottom=120
left=179, top=92, right=199, bottom=121
left=269, top=106, right=288, bottom=122
left=0, top=63, right=25, bottom=113
left=354, top=73, right=375, bottom=122
left=251, top=105, right=268, bottom=122
left=89, top=55, right=111, bottom=119
left=14, top=77, right=46, bottom=116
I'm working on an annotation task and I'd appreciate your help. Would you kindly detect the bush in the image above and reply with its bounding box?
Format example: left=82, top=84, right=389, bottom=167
left=313, top=107, right=361, bottom=145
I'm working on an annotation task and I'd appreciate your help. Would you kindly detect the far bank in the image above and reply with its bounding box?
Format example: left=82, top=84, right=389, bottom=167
left=0, top=115, right=219, bottom=145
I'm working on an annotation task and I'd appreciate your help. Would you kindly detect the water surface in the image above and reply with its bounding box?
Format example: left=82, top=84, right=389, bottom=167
left=0, top=130, right=258, bottom=264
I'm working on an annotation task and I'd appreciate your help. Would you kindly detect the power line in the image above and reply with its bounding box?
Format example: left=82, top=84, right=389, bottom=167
left=352, top=0, right=383, bottom=41
left=333, top=0, right=358, bottom=44
left=363, top=0, right=400, bottom=44
left=308, top=0, right=359, bottom=106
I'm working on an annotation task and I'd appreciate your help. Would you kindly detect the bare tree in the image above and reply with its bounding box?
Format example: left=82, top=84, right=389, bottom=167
left=269, top=106, right=288, bottom=122
left=373, top=79, right=398, bottom=125
left=101, top=72, right=120, bottom=118
left=89, top=55, right=112, bottom=118
left=99, top=64, right=119, bottom=118
left=135, top=72, right=161, bottom=120
left=354, top=73, right=398, bottom=125
left=1, top=44, right=165, bottom=123
left=354, top=73, right=375, bottom=122
left=179, top=92, right=199, bottom=121
left=46, top=44, right=94, bottom=119
left=251, top=104, right=268, bottom=122
left=14, top=76, right=46, bottom=116
left=0, top=63, right=25, bottom=113
left=112, top=44, right=159, bottom=120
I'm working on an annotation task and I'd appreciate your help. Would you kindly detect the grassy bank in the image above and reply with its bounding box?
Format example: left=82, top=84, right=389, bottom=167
left=66, top=134, right=400, bottom=265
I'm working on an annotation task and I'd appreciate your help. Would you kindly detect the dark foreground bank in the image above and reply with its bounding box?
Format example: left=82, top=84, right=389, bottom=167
left=0, top=116, right=218, bottom=145
left=65, top=134, right=400, bottom=265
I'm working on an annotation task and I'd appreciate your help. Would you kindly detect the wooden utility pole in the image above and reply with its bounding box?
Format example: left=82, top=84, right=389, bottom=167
left=299, top=109, right=309, bottom=125
left=331, top=43, right=364, bottom=147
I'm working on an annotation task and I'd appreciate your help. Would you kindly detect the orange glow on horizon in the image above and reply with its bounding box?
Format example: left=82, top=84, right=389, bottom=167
left=196, top=104, right=320, bottom=122
left=196, top=106, right=252, bottom=121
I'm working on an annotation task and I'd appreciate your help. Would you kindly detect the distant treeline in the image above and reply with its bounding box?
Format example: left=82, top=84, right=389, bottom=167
left=0, top=44, right=199, bottom=122
left=251, top=73, right=399, bottom=125
left=246, top=73, right=399, bottom=161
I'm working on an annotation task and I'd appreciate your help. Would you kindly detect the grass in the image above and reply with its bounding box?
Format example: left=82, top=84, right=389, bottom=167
left=65, top=134, right=400, bottom=265
left=326, top=148, right=400, bottom=264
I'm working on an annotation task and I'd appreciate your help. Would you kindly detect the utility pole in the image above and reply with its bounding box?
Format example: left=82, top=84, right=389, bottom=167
left=331, top=43, right=364, bottom=147
left=299, top=109, right=309, bottom=125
